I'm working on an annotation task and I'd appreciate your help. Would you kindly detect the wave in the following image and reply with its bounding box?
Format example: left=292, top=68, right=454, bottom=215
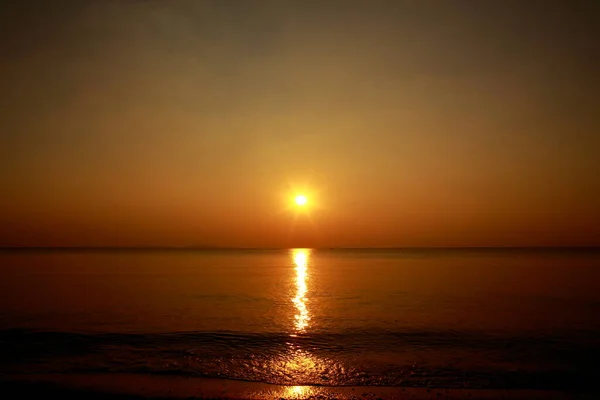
left=1, top=328, right=599, bottom=390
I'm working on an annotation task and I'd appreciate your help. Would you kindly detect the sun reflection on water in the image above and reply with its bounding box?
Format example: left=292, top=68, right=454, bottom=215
left=291, top=249, right=310, bottom=334
left=283, top=385, right=314, bottom=399
left=259, top=250, right=353, bottom=387
left=268, top=249, right=342, bottom=387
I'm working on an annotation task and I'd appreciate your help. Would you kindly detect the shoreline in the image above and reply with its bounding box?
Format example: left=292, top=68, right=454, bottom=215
left=1, top=373, right=595, bottom=400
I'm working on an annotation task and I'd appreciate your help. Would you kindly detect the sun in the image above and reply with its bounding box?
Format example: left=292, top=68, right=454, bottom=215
left=295, top=194, right=308, bottom=207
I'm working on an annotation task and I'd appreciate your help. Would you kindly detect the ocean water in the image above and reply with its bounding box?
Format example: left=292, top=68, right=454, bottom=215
left=0, top=248, right=599, bottom=390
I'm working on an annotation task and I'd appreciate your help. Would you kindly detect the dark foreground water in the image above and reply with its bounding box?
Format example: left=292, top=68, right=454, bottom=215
left=1, top=249, right=599, bottom=390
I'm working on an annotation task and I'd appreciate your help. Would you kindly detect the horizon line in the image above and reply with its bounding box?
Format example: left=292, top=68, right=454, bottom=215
left=1, top=245, right=599, bottom=252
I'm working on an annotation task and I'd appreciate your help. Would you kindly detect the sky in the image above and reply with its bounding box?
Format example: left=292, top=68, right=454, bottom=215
left=1, top=0, right=599, bottom=248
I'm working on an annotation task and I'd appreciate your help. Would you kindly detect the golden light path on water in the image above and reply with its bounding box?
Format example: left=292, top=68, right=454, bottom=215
left=291, top=248, right=310, bottom=334
left=262, top=249, right=352, bottom=391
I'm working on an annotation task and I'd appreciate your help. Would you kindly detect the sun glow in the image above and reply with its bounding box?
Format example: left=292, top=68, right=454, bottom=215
left=295, top=195, right=308, bottom=207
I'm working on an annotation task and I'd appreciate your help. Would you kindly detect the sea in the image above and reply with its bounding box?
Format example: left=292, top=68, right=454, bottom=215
left=0, top=248, right=599, bottom=391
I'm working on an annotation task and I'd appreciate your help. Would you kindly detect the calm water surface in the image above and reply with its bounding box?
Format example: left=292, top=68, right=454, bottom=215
left=1, top=249, right=599, bottom=389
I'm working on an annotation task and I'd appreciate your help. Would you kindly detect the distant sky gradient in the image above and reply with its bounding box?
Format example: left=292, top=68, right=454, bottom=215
left=1, top=0, right=599, bottom=247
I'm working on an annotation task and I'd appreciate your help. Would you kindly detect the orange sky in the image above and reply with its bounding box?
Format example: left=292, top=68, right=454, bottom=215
left=1, top=1, right=599, bottom=247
